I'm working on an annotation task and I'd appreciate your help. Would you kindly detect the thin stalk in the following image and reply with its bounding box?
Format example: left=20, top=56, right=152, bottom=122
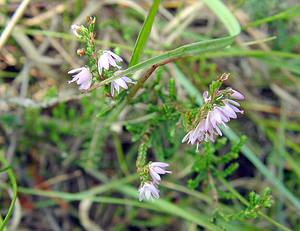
left=0, top=0, right=31, bottom=49
left=276, top=101, right=287, bottom=224
left=112, top=132, right=129, bottom=175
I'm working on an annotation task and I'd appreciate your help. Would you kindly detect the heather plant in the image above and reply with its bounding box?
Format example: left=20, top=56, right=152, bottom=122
left=61, top=7, right=276, bottom=228
left=1, top=0, right=299, bottom=230
left=67, top=16, right=249, bottom=201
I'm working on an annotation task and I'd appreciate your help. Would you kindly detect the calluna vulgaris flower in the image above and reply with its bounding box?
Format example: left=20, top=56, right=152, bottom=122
left=111, top=76, right=135, bottom=96
left=149, top=162, right=171, bottom=183
left=138, top=182, right=160, bottom=201
left=68, top=67, right=92, bottom=90
left=97, top=50, right=123, bottom=74
left=182, top=88, right=244, bottom=146
left=138, top=161, right=171, bottom=201
left=71, top=24, right=81, bottom=37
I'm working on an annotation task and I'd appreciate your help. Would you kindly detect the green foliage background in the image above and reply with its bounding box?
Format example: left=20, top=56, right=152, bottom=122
left=1, top=0, right=300, bottom=230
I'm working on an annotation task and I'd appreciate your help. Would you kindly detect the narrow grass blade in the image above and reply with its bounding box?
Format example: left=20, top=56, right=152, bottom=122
left=119, top=186, right=223, bottom=231
left=97, top=0, right=241, bottom=86
left=129, top=0, right=160, bottom=67
left=245, top=5, right=300, bottom=28
left=15, top=179, right=221, bottom=230
left=0, top=152, right=18, bottom=230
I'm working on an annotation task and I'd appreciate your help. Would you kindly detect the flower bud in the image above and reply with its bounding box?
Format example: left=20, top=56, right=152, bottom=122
left=77, top=49, right=85, bottom=56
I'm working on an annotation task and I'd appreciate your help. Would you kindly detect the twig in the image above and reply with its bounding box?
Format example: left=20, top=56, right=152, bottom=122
left=23, top=2, right=69, bottom=26
left=79, top=199, right=104, bottom=231
left=127, top=57, right=179, bottom=101
left=44, top=209, right=61, bottom=231
left=0, top=94, right=90, bottom=109
left=0, top=0, right=31, bottom=50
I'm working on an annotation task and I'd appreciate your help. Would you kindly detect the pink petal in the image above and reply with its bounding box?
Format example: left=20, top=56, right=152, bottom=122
left=150, top=171, right=161, bottom=182
left=107, top=50, right=123, bottom=62
left=100, top=53, right=109, bottom=70
left=79, top=79, right=92, bottom=90
left=115, top=78, right=128, bottom=89
left=107, top=55, right=118, bottom=67
left=231, top=89, right=245, bottom=100
left=203, top=91, right=210, bottom=103
left=111, top=83, right=115, bottom=96
left=151, top=162, right=169, bottom=168
left=68, top=75, right=79, bottom=84
left=226, top=99, right=240, bottom=107
left=222, top=104, right=237, bottom=119
left=122, top=76, right=135, bottom=84
left=68, top=67, right=83, bottom=74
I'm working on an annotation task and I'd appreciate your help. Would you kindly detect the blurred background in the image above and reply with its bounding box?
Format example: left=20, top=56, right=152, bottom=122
left=1, top=0, right=300, bottom=230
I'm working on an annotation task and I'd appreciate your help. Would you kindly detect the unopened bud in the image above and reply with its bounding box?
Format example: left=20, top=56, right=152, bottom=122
left=86, top=16, right=96, bottom=25
left=219, top=73, right=230, bottom=81
left=77, top=49, right=85, bottom=56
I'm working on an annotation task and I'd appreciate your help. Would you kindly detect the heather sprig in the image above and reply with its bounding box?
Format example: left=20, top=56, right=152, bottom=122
left=136, top=136, right=171, bottom=201
left=187, top=136, right=247, bottom=190
left=68, top=17, right=135, bottom=95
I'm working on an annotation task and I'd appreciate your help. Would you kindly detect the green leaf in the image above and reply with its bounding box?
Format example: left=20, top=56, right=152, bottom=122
left=0, top=152, right=18, bottom=230
left=0, top=166, right=11, bottom=173
left=95, top=0, right=241, bottom=87
left=129, top=0, right=160, bottom=67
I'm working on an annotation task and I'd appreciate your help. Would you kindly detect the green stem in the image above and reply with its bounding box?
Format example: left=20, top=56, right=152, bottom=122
left=112, top=132, right=129, bottom=175
left=136, top=136, right=149, bottom=169
left=0, top=152, right=18, bottom=231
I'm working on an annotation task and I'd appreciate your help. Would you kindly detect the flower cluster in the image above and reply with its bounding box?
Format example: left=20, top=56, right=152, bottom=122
left=67, top=19, right=134, bottom=95
left=182, top=74, right=245, bottom=149
left=138, top=162, right=171, bottom=201
left=97, top=51, right=135, bottom=96
left=182, top=79, right=244, bottom=149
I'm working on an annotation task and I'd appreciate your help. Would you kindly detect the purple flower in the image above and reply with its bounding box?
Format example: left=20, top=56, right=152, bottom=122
left=98, top=50, right=123, bottom=74
left=68, top=67, right=92, bottom=90
left=203, top=91, right=210, bottom=103
left=182, top=88, right=244, bottom=146
left=149, top=162, right=171, bottom=183
left=111, top=76, right=135, bottom=96
left=182, top=120, right=217, bottom=145
left=138, top=182, right=160, bottom=201
left=71, top=24, right=81, bottom=37
left=229, top=88, right=245, bottom=100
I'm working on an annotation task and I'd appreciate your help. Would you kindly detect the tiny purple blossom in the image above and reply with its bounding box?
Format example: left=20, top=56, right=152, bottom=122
left=98, top=50, right=123, bottom=74
left=138, top=182, right=160, bottom=201
left=68, top=67, right=92, bottom=90
left=111, top=76, right=135, bottom=96
left=71, top=24, right=81, bottom=37
left=149, top=162, right=171, bottom=183
left=229, top=88, right=245, bottom=100
left=203, top=91, right=210, bottom=103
